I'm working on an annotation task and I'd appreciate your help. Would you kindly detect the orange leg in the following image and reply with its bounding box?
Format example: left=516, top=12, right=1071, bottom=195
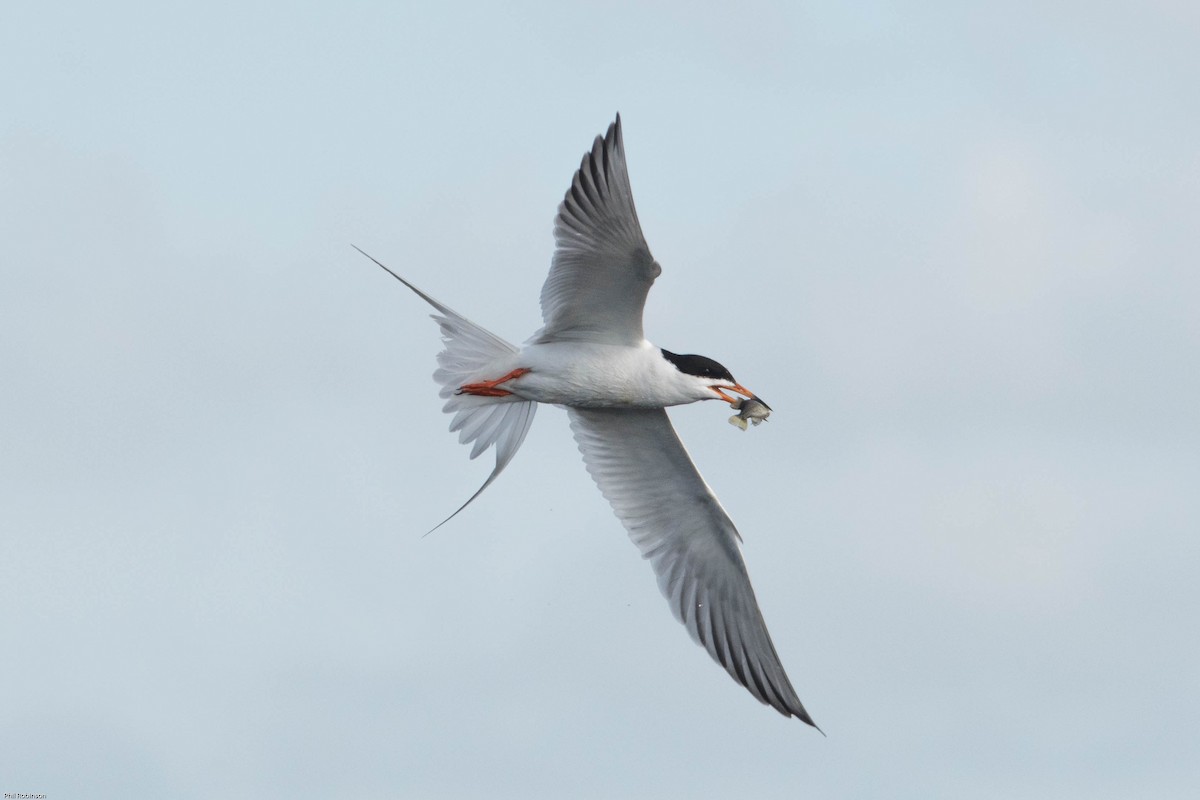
left=457, top=367, right=531, bottom=397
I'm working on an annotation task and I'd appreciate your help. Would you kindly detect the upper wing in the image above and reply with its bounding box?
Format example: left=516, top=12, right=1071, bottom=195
left=567, top=407, right=818, bottom=727
left=534, top=115, right=662, bottom=346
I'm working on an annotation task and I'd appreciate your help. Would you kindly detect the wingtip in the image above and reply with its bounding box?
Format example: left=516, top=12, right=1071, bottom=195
left=775, top=696, right=822, bottom=732
left=794, top=707, right=824, bottom=734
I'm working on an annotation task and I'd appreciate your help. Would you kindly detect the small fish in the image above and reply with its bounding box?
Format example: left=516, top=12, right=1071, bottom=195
left=728, top=396, right=772, bottom=430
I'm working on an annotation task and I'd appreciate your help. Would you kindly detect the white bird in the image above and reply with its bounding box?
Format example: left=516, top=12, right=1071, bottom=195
left=357, top=115, right=818, bottom=729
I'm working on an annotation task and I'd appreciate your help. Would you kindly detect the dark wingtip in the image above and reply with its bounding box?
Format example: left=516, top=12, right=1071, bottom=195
left=790, top=704, right=823, bottom=733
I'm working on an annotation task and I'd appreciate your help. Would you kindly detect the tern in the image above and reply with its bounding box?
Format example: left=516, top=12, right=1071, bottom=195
left=357, top=115, right=818, bottom=728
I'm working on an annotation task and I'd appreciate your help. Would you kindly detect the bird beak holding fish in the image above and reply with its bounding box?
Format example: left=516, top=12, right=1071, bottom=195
left=709, top=384, right=773, bottom=431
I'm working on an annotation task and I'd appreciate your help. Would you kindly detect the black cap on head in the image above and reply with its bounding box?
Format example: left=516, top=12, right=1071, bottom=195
left=660, top=349, right=736, bottom=383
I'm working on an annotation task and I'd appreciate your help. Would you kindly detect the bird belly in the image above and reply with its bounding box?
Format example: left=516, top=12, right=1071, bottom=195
left=506, top=341, right=688, bottom=408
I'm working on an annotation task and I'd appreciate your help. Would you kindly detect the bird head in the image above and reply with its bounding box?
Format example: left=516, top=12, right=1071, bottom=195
left=660, top=349, right=756, bottom=406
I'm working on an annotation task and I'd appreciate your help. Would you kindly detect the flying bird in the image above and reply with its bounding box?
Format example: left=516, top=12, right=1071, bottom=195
left=357, top=115, right=818, bottom=729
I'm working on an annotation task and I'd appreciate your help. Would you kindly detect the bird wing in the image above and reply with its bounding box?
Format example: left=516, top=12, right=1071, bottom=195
left=567, top=407, right=818, bottom=726
left=534, top=114, right=662, bottom=346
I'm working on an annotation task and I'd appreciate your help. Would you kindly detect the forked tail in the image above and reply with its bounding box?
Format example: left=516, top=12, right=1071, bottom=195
left=353, top=246, right=537, bottom=531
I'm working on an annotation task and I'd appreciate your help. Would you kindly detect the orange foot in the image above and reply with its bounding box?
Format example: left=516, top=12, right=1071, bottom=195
left=457, top=368, right=531, bottom=397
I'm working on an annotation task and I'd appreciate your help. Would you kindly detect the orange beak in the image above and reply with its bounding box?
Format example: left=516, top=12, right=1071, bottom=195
left=710, top=383, right=755, bottom=405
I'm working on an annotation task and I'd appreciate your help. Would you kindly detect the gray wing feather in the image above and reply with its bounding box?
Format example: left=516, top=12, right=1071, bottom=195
left=567, top=407, right=819, bottom=727
left=535, top=115, right=662, bottom=346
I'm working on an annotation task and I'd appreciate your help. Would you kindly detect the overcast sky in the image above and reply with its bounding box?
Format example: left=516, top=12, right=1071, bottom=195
left=2, top=2, right=1198, bottom=797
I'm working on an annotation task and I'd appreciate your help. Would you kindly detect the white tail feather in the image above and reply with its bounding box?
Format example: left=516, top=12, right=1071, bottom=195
left=353, top=246, right=537, bottom=530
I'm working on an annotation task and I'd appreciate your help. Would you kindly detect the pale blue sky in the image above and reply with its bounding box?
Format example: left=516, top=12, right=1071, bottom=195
left=2, top=2, right=1198, bottom=797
